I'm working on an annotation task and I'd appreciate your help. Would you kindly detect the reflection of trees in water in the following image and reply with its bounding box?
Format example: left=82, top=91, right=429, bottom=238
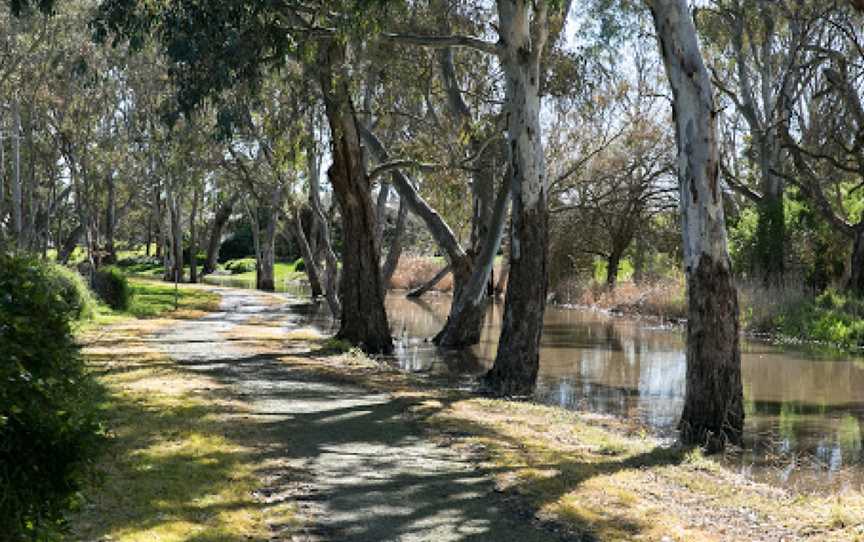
left=381, top=298, right=864, bottom=485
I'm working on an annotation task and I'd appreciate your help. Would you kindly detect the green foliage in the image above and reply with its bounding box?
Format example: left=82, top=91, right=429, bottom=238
left=771, top=289, right=864, bottom=349
left=294, top=257, right=306, bottom=272
left=0, top=255, right=105, bottom=540
left=44, top=264, right=97, bottom=321
left=224, top=258, right=257, bottom=275
left=93, top=266, right=131, bottom=311
left=218, top=223, right=255, bottom=263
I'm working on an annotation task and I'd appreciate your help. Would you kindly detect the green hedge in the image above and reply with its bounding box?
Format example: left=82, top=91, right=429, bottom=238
left=0, top=255, right=105, bottom=540
left=93, top=265, right=131, bottom=311
left=44, top=264, right=97, bottom=321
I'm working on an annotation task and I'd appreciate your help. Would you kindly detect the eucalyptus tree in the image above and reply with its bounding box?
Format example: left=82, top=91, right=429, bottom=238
left=384, top=0, right=565, bottom=394
left=95, top=0, right=394, bottom=353
left=699, top=0, right=817, bottom=286
left=647, top=0, right=744, bottom=450
left=775, top=5, right=864, bottom=294
left=357, top=1, right=512, bottom=349
left=222, top=74, right=308, bottom=292
left=551, top=112, right=676, bottom=289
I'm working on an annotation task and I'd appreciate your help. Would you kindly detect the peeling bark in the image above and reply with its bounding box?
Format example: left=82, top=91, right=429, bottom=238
left=484, top=0, right=550, bottom=396
left=649, top=0, right=744, bottom=451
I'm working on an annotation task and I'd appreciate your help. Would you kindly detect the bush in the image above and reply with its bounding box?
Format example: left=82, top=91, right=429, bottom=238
left=218, top=223, right=254, bottom=263
left=294, top=257, right=306, bottom=272
left=0, top=255, right=105, bottom=540
left=44, top=264, right=97, bottom=321
left=93, top=265, right=131, bottom=311
left=224, top=258, right=257, bottom=275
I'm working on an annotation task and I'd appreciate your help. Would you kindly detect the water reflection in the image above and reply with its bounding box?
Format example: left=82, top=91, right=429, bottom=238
left=379, top=293, right=864, bottom=492
left=216, top=278, right=864, bottom=492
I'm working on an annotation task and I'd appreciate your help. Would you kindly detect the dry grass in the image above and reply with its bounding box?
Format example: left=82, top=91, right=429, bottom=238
left=737, top=280, right=812, bottom=334
left=388, top=256, right=454, bottom=292
left=574, top=279, right=688, bottom=322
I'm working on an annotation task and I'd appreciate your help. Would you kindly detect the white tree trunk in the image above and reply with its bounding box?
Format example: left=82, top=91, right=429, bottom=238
left=484, top=0, right=550, bottom=395
left=648, top=0, right=744, bottom=451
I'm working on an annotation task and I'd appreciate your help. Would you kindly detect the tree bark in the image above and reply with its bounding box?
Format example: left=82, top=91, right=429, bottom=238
left=104, top=174, right=117, bottom=264
left=291, top=208, right=324, bottom=298
left=848, top=226, right=864, bottom=295
left=483, top=0, right=550, bottom=396
left=11, top=99, right=22, bottom=247
left=649, top=0, right=744, bottom=452
left=606, top=250, right=621, bottom=290
left=203, top=191, right=239, bottom=275
left=249, top=202, right=277, bottom=291
left=316, top=40, right=392, bottom=354
left=435, top=179, right=510, bottom=347
left=381, top=198, right=408, bottom=287
left=189, top=183, right=200, bottom=283
left=58, top=223, right=84, bottom=264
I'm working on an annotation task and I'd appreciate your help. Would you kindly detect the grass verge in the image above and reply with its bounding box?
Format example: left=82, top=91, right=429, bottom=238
left=79, top=278, right=221, bottom=331
left=70, top=297, right=294, bottom=541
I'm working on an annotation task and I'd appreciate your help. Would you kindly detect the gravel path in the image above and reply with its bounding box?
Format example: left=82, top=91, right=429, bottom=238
left=147, top=288, right=558, bottom=542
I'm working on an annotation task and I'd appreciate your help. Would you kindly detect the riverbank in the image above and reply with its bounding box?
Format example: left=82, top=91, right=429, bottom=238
left=70, top=283, right=864, bottom=541
left=564, top=278, right=864, bottom=355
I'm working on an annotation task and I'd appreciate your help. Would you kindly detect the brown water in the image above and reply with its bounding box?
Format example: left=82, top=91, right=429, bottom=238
left=203, top=275, right=864, bottom=493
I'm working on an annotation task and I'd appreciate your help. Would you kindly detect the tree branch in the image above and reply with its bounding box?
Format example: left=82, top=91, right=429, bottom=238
left=381, top=33, right=501, bottom=56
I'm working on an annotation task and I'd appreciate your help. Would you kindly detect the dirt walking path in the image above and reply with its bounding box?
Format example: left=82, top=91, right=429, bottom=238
left=147, top=288, right=558, bottom=542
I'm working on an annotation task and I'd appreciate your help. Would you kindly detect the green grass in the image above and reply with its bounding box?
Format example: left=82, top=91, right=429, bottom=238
left=224, top=260, right=303, bottom=280
left=71, top=327, right=295, bottom=541
left=81, top=278, right=221, bottom=329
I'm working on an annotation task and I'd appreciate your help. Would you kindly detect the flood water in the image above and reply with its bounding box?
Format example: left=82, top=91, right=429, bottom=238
left=204, top=275, right=864, bottom=493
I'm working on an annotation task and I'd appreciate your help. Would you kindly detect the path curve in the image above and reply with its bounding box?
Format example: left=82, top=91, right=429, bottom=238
left=147, top=287, right=559, bottom=542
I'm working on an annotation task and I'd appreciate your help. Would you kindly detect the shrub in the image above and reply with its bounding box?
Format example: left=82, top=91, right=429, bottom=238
left=44, top=264, right=96, bottom=321
left=0, top=255, right=105, bottom=540
left=294, top=257, right=306, bottom=272
left=93, top=265, right=131, bottom=310
left=224, top=258, right=257, bottom=275
left=218, top=223, right=254, bottom=262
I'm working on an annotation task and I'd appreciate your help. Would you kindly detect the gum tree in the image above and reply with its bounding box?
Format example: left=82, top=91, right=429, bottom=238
left=647, top=0, right=744, bottom=450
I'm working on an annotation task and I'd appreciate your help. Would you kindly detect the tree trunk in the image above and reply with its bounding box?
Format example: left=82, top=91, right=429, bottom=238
left=755, top=153, right=784, bottom=286
left=381, top=198, right=408, bottom=287
left=251, top=204, right=277, bottom=291
left=847, top=227, right=864, bottom=295
left=104, top=175, right=117, bottom=264
left=406, top=264, right=452, bottom=298
left=484, top=0, right=550, bottom=396
left=633, top=235, right=645, bottom=284
left=145, top=214, right=152, bottom=257
left=649, top=0, right=744, bottom=452
left=316, top=40, right=392, bottom=354
left=292, top=208, right=324, bottom=298
left=606, top=255, right=620, bottom=290
left=58, top=223, right=84, bottom=264
left=189, top=183, right=200, bottom=283
left=435, top=179, right=510, bottom=347
left=203, top=191, right=239, bottom=275
left=11, top=99, right=22, bottom=247
left=171, top=196, right=184, bottom=283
